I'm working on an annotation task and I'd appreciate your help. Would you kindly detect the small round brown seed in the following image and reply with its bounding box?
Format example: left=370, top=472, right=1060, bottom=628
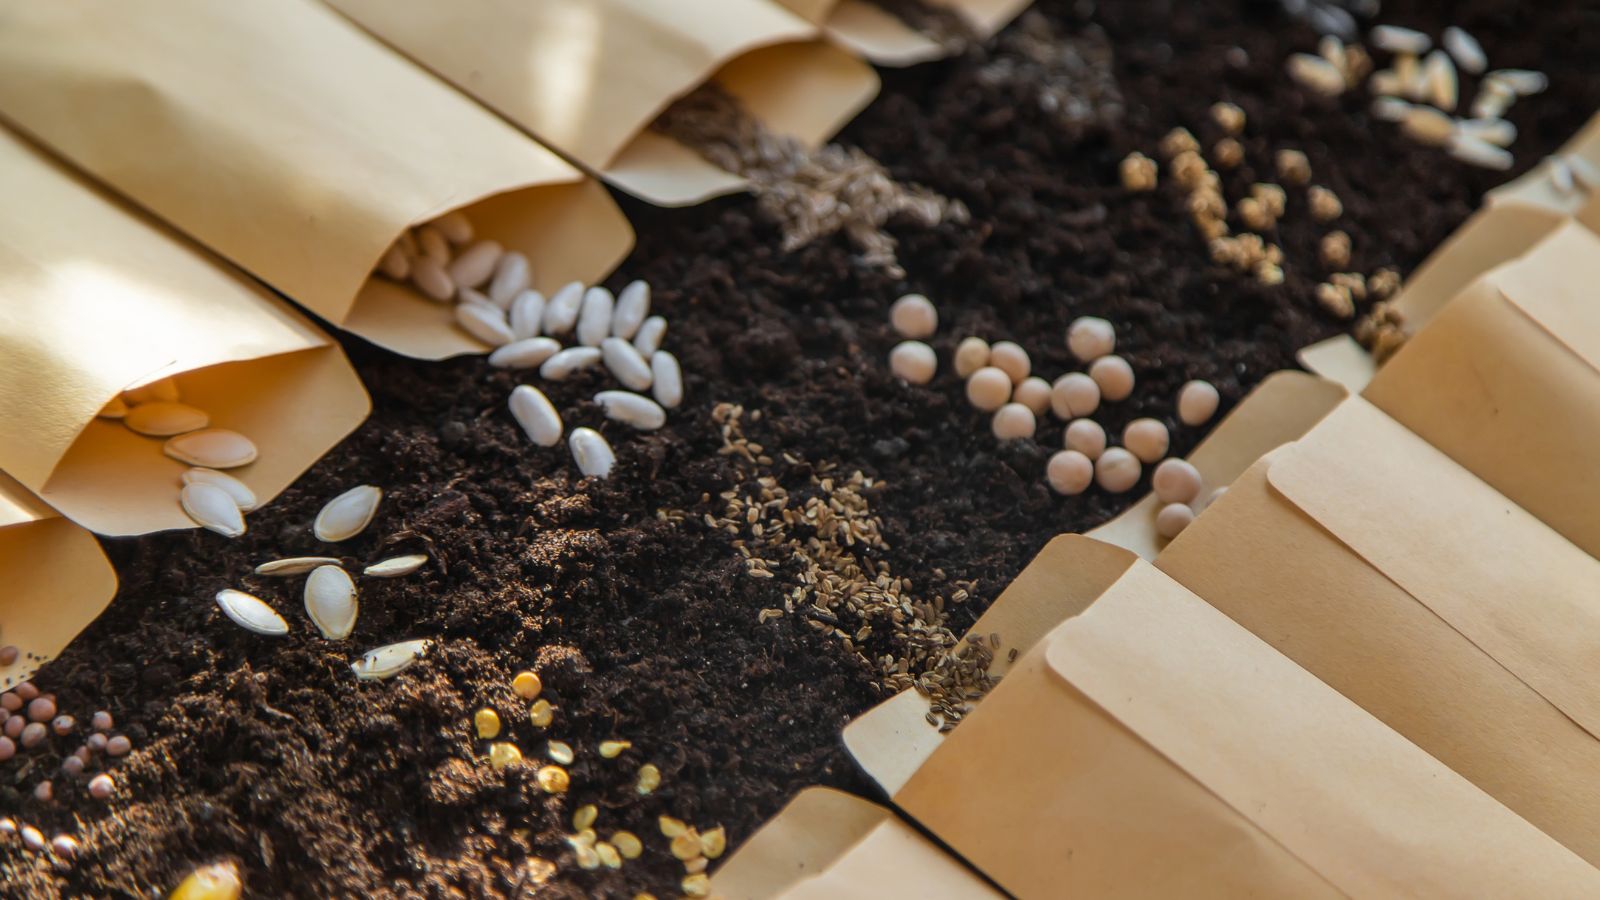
left=1047, top=451, right=1095, bottom=496
left=1152, top=459, right=1203, bottom=505
left=1012, top=377, right=1052, bottom=416
left=1211, top=101, right=1246, bottom=135
left=73, top=747, right=90, bottom=764
left=1089, top=356, right=1135, bottom=401
left=21, top=722, right=47, bottom=748
left=1066, top=317, right=1115, bottom=363
left=889, top=294, right=938, bottom=339
left=33, top=780, right=52, bottom=802
left=966, top=367, right=1012, bottom=412
left=988, top=342, right=1031, bottom=384
left=1095, top=448, right=1142, bottom=493
left=4, top=716, right=23, bottom=739
left=15, top=683, right=38, bottom=702
left=106, top=735, right=132, bottom=757
left=1156, top=502, right=1197, bottom=539
left=91, top=711, right=112, bottom=733
left=86, top=733, right=107, bottom=753
left=0, top=693, right=17, bottom=712
left=0, top=737, right=13, bottom=761
left=1050, top=373, right=1100, bottom=419
left=953, top=337, right=990, bottom=378
left=1064, top=419, right=1107, bottom=460
left=1124, top=419, right=1170, bottom=463
left=88, top=774, right=115, bottom=800
left=51, top=716, right=73, bottom=737
left=60, top=755, right=84, bottom=777
left=1119, top=152, right=1158, bottom=191
left=1177, top=380, right=1220, bottom=426
left=888, top=341, right=937, bottom=385
left=991, top=404, right=1037, bottom=441
left=28, top=698, right=55, bottom=723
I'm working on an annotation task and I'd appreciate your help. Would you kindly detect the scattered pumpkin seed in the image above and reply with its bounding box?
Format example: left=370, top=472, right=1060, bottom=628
left=304, top=565, right=358, bottom=640
left=182, top=468, right=259, bottom=512
left=529, top=699, right=553, bottom=727
left=612, top=831, right=643, bottom=859
left=512, top=671, right=542, bottom=700
left=125, top=401, right=210, bottom=437
left=573, top=804, right=598, bottom=832
left=181, top=482, right=246, bottom=538
left=214, top=589, right=289, bottom=637
left=547, top=740, right=575, bottom=765
left=474, top=708, right=501, bottom=739
left=684, top=856, right=708, bottom=875
left=488, top=742, right=523, bottom=770
left=163, top=429, right=258, bottom=469
left=598, top=739, right=631, bottom=758
left=536, top=765, right=570, bottom=793
left=670, top=832, right=701, bottom=860
left=350, top=639, right=431, bottom=681
left=313, top=485, right=382, bottom=542
left=699, top=826, right=727, bottom=859
left=254, top=556, right=341, bottom=577
left=659, top=815, right=688, bottom=838
left=636, top=763, right=661, bottom=795
left=595, top=842, right=622, bottom=869
left=362, top=554, right=428, bottom=578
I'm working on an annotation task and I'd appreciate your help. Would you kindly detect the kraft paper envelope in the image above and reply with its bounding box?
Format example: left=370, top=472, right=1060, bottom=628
left=713, top=788, right=1001, bottom=899
left=0, top=126, right=369, bottom=536
left=325, top=0, right=881, bottom=207
left=1364, top=220, right=1600, bottom=559
left=894, top=561, right=1600, bottom=898
left=1296, top=333, right=1376, bottom=392
left=780, top=0, right=1032, bottom=67
left=1390, top=110, right=1600, bottom=329
left=0, top=472, right=117, bottom=690
left=1158, top=396, right=1600, bottom=867
left=0, top=0, right=632, bottom=360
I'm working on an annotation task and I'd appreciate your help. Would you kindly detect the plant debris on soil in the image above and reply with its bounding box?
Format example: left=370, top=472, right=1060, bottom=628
left=5, top=0, right=1598, bottom=896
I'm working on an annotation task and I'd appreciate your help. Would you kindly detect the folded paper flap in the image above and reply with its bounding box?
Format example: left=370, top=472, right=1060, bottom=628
left=0, top=0, right=585, bottom=322
left=821, top=2, right=947, bottom=67
left=1391, top=204, right=1568, bottom=326
left=1265, top=398, right=1600, bottom=742
left=0, top=515, right=117, bottom=690
left=0, top=472, right=53, bottom=529
left=1044, top=561, right=1600, bottom=898
left=1296, top=335, right=1374, bottom=392
left=1491, top=220, right=1600, bottom=373
left=778, top=818, right=1002, bottom=900
left=712, top=788, right=889, bottom=900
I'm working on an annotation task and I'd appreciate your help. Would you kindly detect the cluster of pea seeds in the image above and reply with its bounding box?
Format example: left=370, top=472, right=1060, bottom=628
left=1123, top=106, right=1409, bottom=362
left=0, top=687, right=125, bottom=870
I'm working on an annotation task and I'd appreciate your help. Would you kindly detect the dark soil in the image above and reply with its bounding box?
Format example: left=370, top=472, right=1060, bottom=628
left=5, top=0, right=1597, bottom=896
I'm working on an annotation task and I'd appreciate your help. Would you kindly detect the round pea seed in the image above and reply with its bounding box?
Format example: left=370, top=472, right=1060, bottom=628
left=1089, top=355, right=1135, bottom=401
left=91, top=711, right=112, bottom=732
left=1152, top=458, right=1203, bottom=505
left=966, top=367, right=1012, bottom=412
left=953, top=337, right=990, bottom=378
left=20, top=722, right=46, bottom=748
left=27, top=697, right=55, bottom=723
left=1063, top=419, right=1107, bottom=460
left=106, top=735, right=131, bottom=757
left=989, top=342, right=1031, bottom=384
left=889, top=294, right=938, bottom=339
left=86, top=733, right=107, bottom=753
left=0, top=736, right=13, bottom=761
left=60, top=755, right=84, bottom=777
left=15, top=683, right=38, bottom=702
left=1178, top=380, right=1220, bottom=426
left=1012, top=377, right=1052, bottom=416
left=0, top=693, right=18, bottom=713
left=1156, top=502, right=1196, bottom=539
left=1046, top=451, right=1094, bottom=495
left=1050, top=373, right=1100, bottom=419
left=889, top=341, right=937, bottom=385
left=1066, top=316, right=1115, bottom=362
left=1123, top=418, right=1170, bottom=463
left=1095, top=448, right=1142, bottom=493
left=991, top=403, right=1037, bottom=441
left=4, top=716, right=23, bottom=739
left=88, top=774, right=114, bottom=800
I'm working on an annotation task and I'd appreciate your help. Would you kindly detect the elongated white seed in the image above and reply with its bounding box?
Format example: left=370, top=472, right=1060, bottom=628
left=98, top=396, right=129, bottom=419
left=215, top=589, right=289, bottom=636
left=430, top=211, right=474, bottom=244
left=457, top=286, right=497, bottom=312
left=541, top=346, right=603, bottom=381
left=448, top=240, right=502, bottom=290
left=377, top=245, right=410, bottom=280
left=1471, top=81, right=1515, bottom=119
left=594, top=391, right=666, bottom=431
left=305, top=565, right=358, bottom=640
left=164, top=429, right=257, bottom=469
left=180, top=482, right=245, bottom=537
left=351, top=639, right=431, bottom=680
left=1287, top=53, right=1346, bottom=97
left=1442, top=26, right=1486, bottom=75
left=410, top=258, right=455, bottom=302
left=1423, top=50, right=1458, bottom=111
left=1370, top=96, right=1411, bottom=122
left=123, top=377, right=180, bottom=405
left=255, top=556, right=341, bottom=577
left=509, top=385, right=563, bottom=447
left=633, top=316, right=667, bottom=356
left=1551, top=158, right=1577, bottom=194
left=596, top=337, right=650, bottom=391
left=577, top=287, right=614, bottom=347
left=456, top=302, right=515, bottom=347
left=542, top=282, right=585, bottom=335
left=612, top=280, right=650, bottom=340
left=1400, top=105, right=1455, bottom=146
left=1488, top=69, right=1548, bottom=96
left=569, top=428, right=615, bottom=479
left=1371, top=25, right=1430, bottom=55
left=183, top=468, right=258, bottom=512
left=488, top=252, right=531, bottom=308
left=363, top=554, right=428, bottom=578
left=314, top=485, right=382, bottom=542
left=124, top=401, right=209, bottom=437
left=651, top=352, right=683, bottom=409
left=1368, top=69, right=1404, bottom=98
left=1448, top=133, right=1513, bottom=170
left=1456, top=117, right=1516, bottom=147
left=489, top=337, right=562, bottom=370
left=509, top=290, right=546, bottom=340
left=416, top=226, right=450, bottom=264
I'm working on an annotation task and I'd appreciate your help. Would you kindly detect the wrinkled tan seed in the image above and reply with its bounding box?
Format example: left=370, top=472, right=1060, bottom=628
left=1095, top=447, right=1142, bottom=493
left=1089, top=355, right=1135, bottom=401
left=1448, top=133, right=1513, bottom=170
left=488, top=252, right=531, bottom=308
left=991, top=403, right=1036, bottom=441
left=305, top=565, right=358, bottom=640
left=601, top=337, right=653, bottom=390
left=540, top=346, right=603, bottom=381
left=1046, top=450, right=1094, bottom=496
left=889, top=294, right=938, bottom=339
left=363, top=554, right=428, bottom=578
left=447, top=240, right=502, bottom=290
left=569, top=428, right=615, bottom=479
left=314, top=485, right=382, bottom=542
left=542, top=282, right=585, bottom=335
left=888, top=341, right=937, bottom=385
left=1123, top=418, right=1170, bottom=463
left=1119, top=151, right=1158, bottom=191
left=547, top=740, right=575, bottom=764
left=125, top=401, right=209, bottom=437
left=255, top=556, right=341, bottom=577
left=183, top=468, right=258, bottom=512
left=1050, top=373, right=1100, bottom=419
left=489, top=337, right=562, bottom=370
left=181, top=482, right=246, bottom=538
left=1156, top=502, right=1196, bottom=539
left=456, top=302, right=515, bottom=347
left=1177, top=380, right=1220, bottom=426
left=612, top=280, right=651, bottom=340
left=651, top=351, right=683, bottom=410
left=577, top=287, right=614, bottom=347
left=164, top=430, right=258, bottom=469
left=595, top=391, right=667, bottom=431
left=953, top=337, right=990, bottom=378
left=351, top=639, right=431, bottom=680
left=1064, top=419, right=1107, bottom=459
left=215, top=589, right=289, bottom=636
left=410, top=257, right=455, bottom=302
left=509, top=290, right=546, bottom=340
left=1371, top=25, right=1430, bottom=54
left=1275, top=149, right=1312, bottom=186
left=509, top=385, right=563, bottom=448
left=633, top=316, right=668, bottom=356
left=1210, top=102, right=1246, bottom=135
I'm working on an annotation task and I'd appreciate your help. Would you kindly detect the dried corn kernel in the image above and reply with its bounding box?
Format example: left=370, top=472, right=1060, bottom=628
left=537, top=765, right=570, bottom=794
left=170, top=862, right=242, bottom=900
left=670, top=832, right=702, bottom=860
left=489, top=742, right=523, bottom=771
left=699, top=826, right=727, bottom=859
left=598, top=739, right=631, bottom=759
left=529, top=699, right=553, bottom=728
left=512, top=671, right=542, bottom=700
left=683, top=873, right=711, bottom=897
left=660, top=815, right=688, bottom=838
left=474, top=708, right=501, bottom=740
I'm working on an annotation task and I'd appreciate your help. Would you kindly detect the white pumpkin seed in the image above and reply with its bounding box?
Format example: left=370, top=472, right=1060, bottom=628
left=594, top=391, right=666, bottom=431
left=215, top=589, right=289, bottom=636
left=1448, top=133, right=1513, bottom=170
left=489, top=337, right=562, bottom=370
left=124, top=401, right=210, bottom=437
left=488, top=251, right=531, bottom=308
left=509, top=290, right=546, bottom=340
left=164, top=429, right=258, bottom=469
left=569, top=428, right=615, bottom=479
left=377, top=244, right=410, bottom=280
left=576, top=287, right=614, bottom=347
left=455, top=301, right=515, bottom=347
left=611, top=280, right=650, bottom=340
left=351, top=639, right=431, bottom=680
left=1370, top=25, right=1430, bottom=55
left=305, top=565, right=358, bottom=640
left=1422, top=50, right=1457, bottom=111
left=1400, top=105, right=1455, bottom=145
left=1370, top=96, right=1411, bottom=122
left=410, top=257, right=455, bottom=302
left=447, top=240, right=502, bottom=290
left=540, top=347, right=603, bottom=381
left=509, top=385, right=563, bottom=447
left=1456, top=117, right=1516, bottom=147
left=1287, top=53, right=1346, bottom=96
left=255, top=556, right=342, bottom=577
left=1488, top=68, right=1548, bottom=96
left=98, top=396, right=130, bottom=419
left=183, top=468, right=258, bottom=511
left=1442, top=26, right=1486, bottom=75
left=651, top=352, right=683, bottom=410
left=542, top=282, right=585, bottom=335
left=123, top=377, right=180, bottom=405
left=430, top=211, right=474, bottom=244
left=601, top=338, right=652, bottom=391
left=632, top=316, right=667, bottom=356
left=313, top=485, right=382, bottom=542
left=180, top=482, right=245, bottom=537
left=363, top=554, right=428, bottom=578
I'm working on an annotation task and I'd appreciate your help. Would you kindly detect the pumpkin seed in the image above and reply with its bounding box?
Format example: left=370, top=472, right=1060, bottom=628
left=181, top=482, right=245, bottom=537
left=576, top=287, right=614, bottom=347
left=313, top=485, right=382, bottom=542
left=304, top=565, right=358, bottom=640
left=351, top=639, right=432, bottom=681
left=362, top=554, right=428, bottom=578
left=601, top=337, right=652, bottom=391
left=124, top=401, right=209, bottom=436
left=542, top=281, right=585, bottom=335
left=509, top=290, right=546, bottom=340
left=215, top=589, right=289, bottom=636
left=182, top=468, right=258, bottom=512
left=255, top=556, right=342, bottom=577
left=611, top=280, right=650, bottom=340
left=594, top=391, right=666, bottom=431
left=569, top=428, right=615, bottom=479
left=488, top=337, right=561, bottom=370
left=164, top=430, right=258, bottom=469
left=509, top=385, right=563, bottom=448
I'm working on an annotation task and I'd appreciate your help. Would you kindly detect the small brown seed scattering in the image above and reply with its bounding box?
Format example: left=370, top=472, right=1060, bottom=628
left=1307, top=186, right=1342, bottom=223
left=1159, top=127, right=1199, bottom=159
left=636, top=763, right=661, bottom=795
left=1210, top=102, right=1246, bottom=135
left=488, top=742, right=522, bottom=770
left=1119, top=152, right=1157, bottom=191
left=21, top=722, right=47, bottom=748
left=1321, top=230, right=1352, bottom=270
left=1316, top=282, right=1356, bottom=319
left=91, top=710, right=112, bottom=732
left=28, top=697, right=56, bottom=722
left=33, top=780, right=52, bottom=801
left=537, top=765, right=570, bottom=794
left=1275, top=149, right=1312, bottom=186
left=474, top=708, right=501, bottom=740
left=51, top=715, right=73, bottom=736
left=0, top=737, right=13, bottom=761
left=529, top=699, right=553, bottom=728
left=14, top=683, right=36, bottom=702
left=988, top=341, right=1030, bottom=383
left=598, top=739, right=631, bottom=758
left=1211, top=138, right=1244, bottom=170
left=0, top=646, right=16, bottom=666
left=512, top=671, right=542, bottom=700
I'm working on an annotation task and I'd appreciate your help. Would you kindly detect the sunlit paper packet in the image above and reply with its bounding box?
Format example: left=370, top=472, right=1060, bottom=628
left=324, top=0, right=881, bottom=207
left=0, top=472, right=116, bottom=691
left=712, top=788, right=1001, bottom=899
left=0, top=126, right=368, bottom=537
left=1157, top=396, right=1600, bottom=870
left=0, top=0, right=632, bottom=361
left=777, top=0, right=1031, bottom=67
left=885, top=558, right=1600, bottom=897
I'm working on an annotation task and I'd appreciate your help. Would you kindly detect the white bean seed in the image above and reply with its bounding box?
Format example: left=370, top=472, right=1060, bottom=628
left=1050, top=373, right=1100, bottom=419
left=510, top=290, right=546, bottom=340
left=594, top=391, right=666, bottom=431
left=633, top=316, right=668, bottom=356
left=1064, top=419, right=1106, bottom=460
left=1123, top=418, right=1169, bottom=463
left=569, top=428, right=615, bottom=479
left=455, top=302, right=515, bottom=347
left=1152, top=458, right=1202, bottom=504
left=1422, top=50, right=1458, bottom=111
left=490, top=337, right=562, bottom=370
left=652, top=352, right=683, bottom=409
left=953, top=337, right=990, bottom=378
left=577, top=287, right=614, bottom=347
left=612, top=280, right=650, bottom=340
left=991, top=403, right=1036, bottom=441
left=410, top=258, right=455, bottom=303
left=1442, top=26, right=1486, bottom=75
left=1066, top=317, right=1115, bottom=362
left=889, top=341, right=937, bottom=385
left=1371, top=25, right=1430, bottom=55
left=430, top=211, right=474, bottom=244
left=889, top=294, right=938, bottom=339
left=1095, top=448, right=1141, bottom=493
left=543, top=282, right=585, bottom=335
left=1089, top=355, right=1135, bottom=401
left=540, top=347, right=603, bottom=381
left=1456, top=117, right=1517, bottom=147
left=1177, top=380, right=1220, bottom=426
left=377, top=245, right=410, bottom=280
left=417, top=226, right=451, bottom=265
left=602, top=337, right=653, bottom=391
left=1448, top=133, right=1513, bottom=170
left=1046, top=450, right=1094, bottom=495
left=1012, top=376, right=1052, bottom=416
left=988, top=342, right=1030, bottom=383
left=509, top=385, right=562, bottom=447
left=489, top=252, right=531, bottom=309
left=1488, top=68, right=1548, bottom=96
left=448, top=240, right=503, bottom=290
left=966, top=367, right=1012, bottom=412
left=1156, top=502, right=1196, bottom=539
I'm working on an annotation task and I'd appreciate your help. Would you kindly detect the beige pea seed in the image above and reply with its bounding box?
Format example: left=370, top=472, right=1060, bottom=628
left=1046, top=450, right=1094, bottom=496
left=488, top=742, right=523, bottom=770
left=636, top=763, right=661, bottom=794
left=1156, top=502, right=1196, bottom=539
left=988, top=341, right=1030, bottom=383
left=474, top=708, right=501, bottom=739
left=1088, top=355, right=1135, bottom=401
left=529, top=699, right=553, bottom=727
left=889, top=294, right=938, bottom=339
left=573, top=804, right=598, bottom=832
left=1050, top=373, right=1100, bottom=419
left=888, top=341, right=937, bottom=385
left=1066, top=316, right=1115, bottom=362
left=612, top=831, right=643, bottom=859
left=670, top=832, right=701, bottom=860
left=966, top=367, right=1012, bottom=412
left=1152, top=458, right=1203, bottom=504
left=659, top=815, right=688, bottom=838
left=1012, top=377, right=1051, bottom=416
left=599, top=739, right=631, bottom=758
left=1177, top=380, right=1220, bottom=426
left=1123, top=418, right=1170, bottom=463
left=991, top=403, right=1036, bottom=441
left=651, top=351, right=683, bottom=410
left=1064, top=419, right=1107, bottom=459
left=512, top=671, right=542, bottom=700
left=1095, top=447, right=1142, bottom=493
left=577, top=287, right=615, bottom=347
left=447, top=240, right=503, bottom=290
left=537, top=765, right=570, bottom=793
left=953, top=337, right=990, bottom=378
left=547, top=740, right=575, bottom=765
